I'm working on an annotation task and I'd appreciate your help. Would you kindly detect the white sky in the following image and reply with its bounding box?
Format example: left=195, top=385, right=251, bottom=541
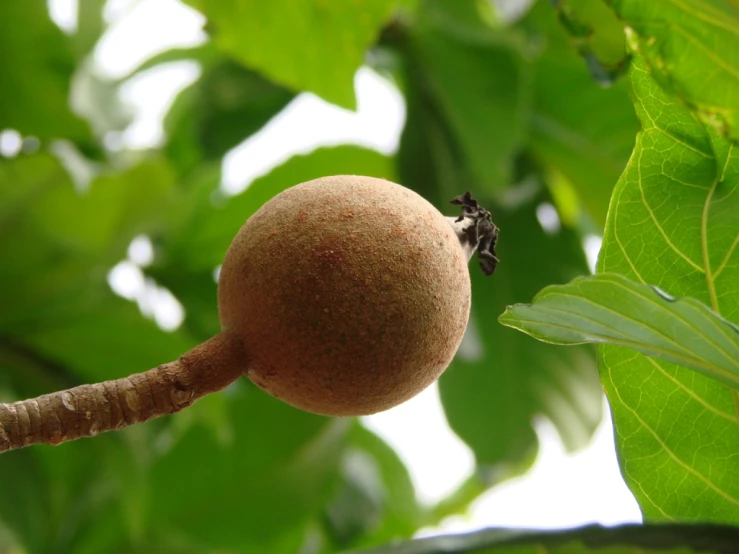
left=50, top=0, right=642, bottom=535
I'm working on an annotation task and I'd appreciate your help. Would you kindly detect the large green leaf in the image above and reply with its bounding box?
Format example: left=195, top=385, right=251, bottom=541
left=30, top=160, right=175, bottom=260
left=18, top=297, right=195, bottom=385
left=0, top=155, right=174, bottom=275
left=610, top=0, right=739, bottom=140
left=0, top=447, right=52, bottom=553
left=183, top=0, right=399, bottom=108
left=351, top=523, right=739, bottom=554
left=0, top=154, right=95, bottom=335
left=500, top=273, right=739, bottom=388
left=553, top=0, right=627, bottom=68
left=0, top=1, right=91, bottom=142
left=597, top=54, right=739, bottom=522
left=74, top=0, right=107, bottom=59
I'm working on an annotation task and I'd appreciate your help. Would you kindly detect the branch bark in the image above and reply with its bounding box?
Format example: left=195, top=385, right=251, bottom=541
left=0, top=332, right=247, bottom=453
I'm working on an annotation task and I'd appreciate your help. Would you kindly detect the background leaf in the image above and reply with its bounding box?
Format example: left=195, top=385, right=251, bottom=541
left=406, top=5, right=530, bottom=191
left=597, top=54, right=739, bottom=522
left=164, top=53, right=295, bottom=172
left=0, top=1, right=92, bottom=144
left=322, top=422, right=421, bottom=551
left=183, top=0, right=401, bottom=108
left=144, top=383, right=347, bottom=552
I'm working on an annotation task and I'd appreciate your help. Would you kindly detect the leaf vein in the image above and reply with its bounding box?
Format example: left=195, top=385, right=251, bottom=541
left=644, top=357, right=736, bottom=422
left=665, top=0, right=739, bottom=32
left=609, top=363, right=739, bottom=507
left=637, top=149, right=705, bottom=272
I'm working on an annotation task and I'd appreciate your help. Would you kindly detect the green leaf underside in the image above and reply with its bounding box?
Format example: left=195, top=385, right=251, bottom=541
left=500, top=272, right=739, bottom=389
left=183, top=0, right=399, bottom=108
left=597, top=54, right=739, bottom=522
left=351, top=523, right=739, bottom=554
left=611, top=0, right=739, bottom=140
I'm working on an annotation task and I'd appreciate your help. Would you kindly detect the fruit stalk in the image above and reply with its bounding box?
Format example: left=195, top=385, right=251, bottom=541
left=0, top=333, right=246, bottom=453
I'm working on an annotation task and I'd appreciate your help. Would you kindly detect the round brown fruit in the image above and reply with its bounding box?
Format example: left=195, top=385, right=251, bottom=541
left=217, top=175, right=471, bottom=416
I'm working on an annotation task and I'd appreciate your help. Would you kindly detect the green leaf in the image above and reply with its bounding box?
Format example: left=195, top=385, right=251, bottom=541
left=350, top=523, right=739, bottom=554
left=597, top=54, right=739, bottom=522
left=0, top=156, right=177, bottom=335
left=164, top=57, right=294, bottom=172
left=611, top=0, right=739, bottom=140
left=32, top=160, right=175, bottom=260
left=0, top=154, right=91, bottom=335
left=407, top=10, right=530, bottom=191
left=523, top=2, right=638, bottom=227
left=18, top=297, right=195, bottom=384
left=323, top=422, right=421, bottom=551
left=500, top=273, right=739, bottom=389
left=554, top=0, right=627, bottom=69
left=0, top=433, right=140, bottom=554
left=183, top=0, right=399, bottom=108
left=74, top=0, right=107, bottom=59
left=146, top=382, right=348, bottom=551
left=0, top=448, right=52, bottom=553
left=0, top=1, right=91, bottom=142
left=0, top=154, right=195, bottom=389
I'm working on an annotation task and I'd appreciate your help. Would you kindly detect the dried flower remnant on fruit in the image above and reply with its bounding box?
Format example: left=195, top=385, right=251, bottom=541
left=450, top=192, right=499, bottom=275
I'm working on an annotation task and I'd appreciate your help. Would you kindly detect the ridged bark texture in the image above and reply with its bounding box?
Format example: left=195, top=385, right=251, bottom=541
left=0, top=332, right=247, bottom=453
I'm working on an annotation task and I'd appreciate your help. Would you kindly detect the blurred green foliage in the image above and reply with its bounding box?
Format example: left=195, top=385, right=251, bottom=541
left=0, top=0, right=737, bottom=552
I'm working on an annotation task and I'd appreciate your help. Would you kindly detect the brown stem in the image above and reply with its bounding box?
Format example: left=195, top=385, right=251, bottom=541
left=0, top=332, right=247, bottom=453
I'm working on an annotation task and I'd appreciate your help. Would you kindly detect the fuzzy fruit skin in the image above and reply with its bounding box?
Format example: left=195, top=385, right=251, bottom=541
left=217, top=175, right=471, bottom=416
